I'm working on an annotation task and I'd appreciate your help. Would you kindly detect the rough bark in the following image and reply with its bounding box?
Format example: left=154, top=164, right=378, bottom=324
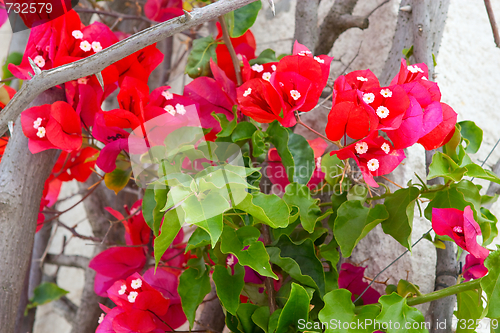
left=315, top=0, right=367, bottom=55
left=379, top=0, right=451, bottom=85
left=14, top=221, right=53, bottom=333
left=294, top=0, right=320, bottom=51
left=0, top=87, right=65, bottom=333
left=193, top=283, right=226, bottom=333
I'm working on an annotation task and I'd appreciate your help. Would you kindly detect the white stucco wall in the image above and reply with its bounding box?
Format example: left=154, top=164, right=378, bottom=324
left=1, top=0, right=500, bottom=331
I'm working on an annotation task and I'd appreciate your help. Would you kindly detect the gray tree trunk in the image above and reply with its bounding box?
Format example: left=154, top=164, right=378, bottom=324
left=0, top=87, right=65, bottom=333
left=294, top=0, right=319, bottom=51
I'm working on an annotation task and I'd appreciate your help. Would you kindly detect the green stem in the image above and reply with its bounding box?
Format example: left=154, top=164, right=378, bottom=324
left=319, top=202, right=332, bottom=207
left=354, top=279, right=481, bottom=313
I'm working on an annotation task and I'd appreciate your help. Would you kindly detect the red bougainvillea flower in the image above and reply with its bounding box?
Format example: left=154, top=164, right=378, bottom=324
left=384, top=96, right=423, bottom=149
left=334, top=69, right=380, bottom=93
left=326, top=90, right=379, bottom=141
left=241, top=59, right=278, bottom=83
left=332, top=133, right=405, bottom=188
left=215, top=22, right=257, bottom=83
left=418, top=103, right=457, bottom=150
left=463, top=254, right=488, bottom=282
left=237, top=78, right=295, bottom=127
left=338, top=263, right=381, bottom=305
left=103, top=273, right=172, bottom=333
left=105, top=200, right=150, bottom=246
left=266, top=138, right=327, bottom=192
left=184, top=60, right=237, bottom=140
left=0, top=2, right=7, bottom=29
left=144, top=0, right=184, bottom=22
left=143, top=267, right=187, bottom=329
left=89, top=247, right=147, bottom=297
left=0, top=136, right=7, bottom=162
left=21, top=101, right=82, bottom=154
left=52, top=147, right=98, bottom=182
left=0, top=84, right=16, bottom=109
left=432, top=206, right=490, bottom=259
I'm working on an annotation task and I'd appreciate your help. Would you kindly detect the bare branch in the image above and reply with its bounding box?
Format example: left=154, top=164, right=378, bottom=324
left=484, top=0, right=500, bottom=48
left=53, top=296, right=78, bottom=325
left=0, top=0, right=259, bottom=137
left=74, top=7, right=156, bottom=24
left=45, top=253, right=90, bottom=269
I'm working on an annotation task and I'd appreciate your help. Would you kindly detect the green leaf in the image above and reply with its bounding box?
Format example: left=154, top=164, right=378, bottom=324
left=154, top=209, right=183, bottom=266
left=251, top=130, right=267, bottom=157
left=104, top=166, right=132, bottom=195
left=427, top=152, right=467, bottom=182
left=231, top=121, right=258, bottom=142
left=185, top=36, right=218, bottom=78
left=2, top=52, right=22, bottom=85
left=231, top=1, right=262, bottom=37
left=458, top=120, right=483, bottom=154
left=275, top=283, right=310, bottom=333
left=186, top=227, right=211, bottom=252
left=220, top=226, right=278, bottom=279
left=481, top=246, right=500, bottom=318
left=142, top=186, right=157, bottom=231
left=274, top=235, right=325, bottom=297
left=282, top=183, right=321, bottom=233
left=381, top=187, right=420, bottom=250
left=267, top=121, right=315, bottom=185
left=318, top=289, right=380, bottom=333
left=454, top=290, right=483, bottom=333
left=334, top=201, right=388, bottom=257
left=249, top=48, right=279, bottom=65
left=25, top=282, right=69, bottom=314
left=178, top=267, right=212, bottom=328
left=214, top=111, right=238, bottom=138
left=376, top=293, right=427, bottom=333
left=235, top=192, right=291, bottom=228
left=143, top=185, right=168, bottom=236
left=213, top=263, right=245, bottom=315
left=402, top=45, right=414, bottom=60
left=252, top=306, right=271, bottom=333
left=321, top=153, right=344, bottom=186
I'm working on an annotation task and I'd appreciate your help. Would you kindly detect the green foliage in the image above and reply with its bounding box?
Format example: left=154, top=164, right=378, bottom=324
left=104, top=164, right=132, bottom=194
left=235, top=192, right=292, bottom=228
left=275, top=283, right=310, bottom=333
left=220, top=226, right=278, bottom=279
left=154, top=209, right=183, bottom=266
left=376, top=293, right=427, bottom=333
left=2, top=52, right=22, bottom=85
left=213, top=263, right=245, bottom=315
left=481, top=246, right=500, bottom=319
left=185, top=36, right=218, bottom=78
left=25, top=282, right=69, bottom=314
left=334, top=201, right=388, bottom=257
left=458, top=120, right=483, bottom=154
left=178, top=266, right=212, bottom=328
left=381, top=187, right=420, bottom=250
left=266, top=121, right=315, bottom=185
left=455, top=290, right=483, bottom=333
left=225, top=1, right=262, bottom=38
left=249, top=49, right=279, bottom=65
left=318, top=289, right=380, bottom=333
left=282, top=183, right=321, bottom=233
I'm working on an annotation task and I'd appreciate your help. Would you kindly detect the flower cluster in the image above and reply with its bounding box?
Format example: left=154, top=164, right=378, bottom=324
left=326, top=60, right=457, bottom=187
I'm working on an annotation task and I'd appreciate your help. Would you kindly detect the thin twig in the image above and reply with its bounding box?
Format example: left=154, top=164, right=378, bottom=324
left=484, top=0, right=500, bottom=48
left=294, top=111, right=341, bottom=148
left=218, top=15, right=243, bottom=86
left=74, top=7, right=156, bottom=24
left=380, top=175, right=404, bottom=189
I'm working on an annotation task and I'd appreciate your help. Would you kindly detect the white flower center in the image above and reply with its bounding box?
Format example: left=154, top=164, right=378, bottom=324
left=243, top=88, right=252, bottom=97
left=298, top=50, right=312, bottom=56
left=162, top=90, right=173, bottom=100
left=407, top=65, right=424, bottom=74
left=36, top=127, right=46, bottom=138
left=34, top=55, right=45, bottom=68
left=251, top=64, right=264, bottom=73
left=315, top=157, right=322, bottom=169
left=237, top=54, right=243, bottom=61
left=118, top=284, right=127, bottom=295
left=98, top=313, right=104, bottom=324
left=421, top=76, right=428, bottom=81
left=164, top=105, right=176, bottom=116
left=72, top=30, right=83, bottom=39
left=77, top=77, right=88, bottom=85
left=92, top=41, right=102, bottom=52
left=362, top=93, right=375, bottom=104
left=33, top=117, right=43, bottom=129
left=314, top=56, right=325, bottom=64
left=380, top=89, right=392, bottom=98
left=226, top=255, right=235, bottom=266
left=131, top=278, right=142, bottom=289
left=262, top=72, right=271, bottom=81
left=80, top=41, right=92, bottom=52
left=453, top=226, right=463, bottom=234
left=271, top=65, right=277, bottom=71
left=128, top=291, right=138, bottom=303
left=290, top=90, right=301, bottom=101
left=355, top=142, right=369, bottom=155
left=357, top=76, right=368, bottom=82
left=175, top=104, right=186, bottom=115
left=376, top=106, right=390, bottom=119
left=367, top=158, right=379, bottom=172
left=381, top=143, right=390, bottom=154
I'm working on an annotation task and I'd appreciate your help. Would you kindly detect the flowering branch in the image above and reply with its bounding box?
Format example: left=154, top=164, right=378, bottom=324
left=0, top=0, right=259, bottom=137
